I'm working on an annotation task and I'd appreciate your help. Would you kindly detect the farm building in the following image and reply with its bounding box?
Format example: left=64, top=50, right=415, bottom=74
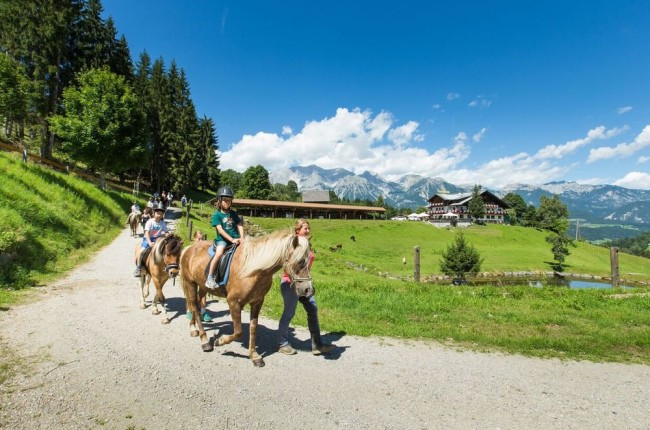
left=205, top=197, right=385, bottom=220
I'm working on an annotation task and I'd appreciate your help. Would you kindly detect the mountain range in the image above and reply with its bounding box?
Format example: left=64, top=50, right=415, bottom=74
left=269, top=165, right=650, bottom=241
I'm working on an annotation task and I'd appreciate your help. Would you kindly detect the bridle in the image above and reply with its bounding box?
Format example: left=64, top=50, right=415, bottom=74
left=159, top=236, right=180, bottom=277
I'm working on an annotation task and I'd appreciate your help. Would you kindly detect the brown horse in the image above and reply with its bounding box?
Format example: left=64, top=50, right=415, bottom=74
left=179, top=229, right=313, bottom=367
left=128, top=212, right=141, bottom=236
left=136, top=233, right=183, bottom=324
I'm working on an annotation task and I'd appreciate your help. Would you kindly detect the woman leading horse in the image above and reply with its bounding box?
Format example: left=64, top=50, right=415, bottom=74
left=180, top=229, right=313, bottom=367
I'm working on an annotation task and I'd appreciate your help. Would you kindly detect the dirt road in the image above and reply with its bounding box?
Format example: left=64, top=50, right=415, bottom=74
left=1, top=208, right=649, bottom=429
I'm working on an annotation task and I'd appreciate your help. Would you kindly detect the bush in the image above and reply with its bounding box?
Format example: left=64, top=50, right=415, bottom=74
left=439, top=231, right=483, bottom=280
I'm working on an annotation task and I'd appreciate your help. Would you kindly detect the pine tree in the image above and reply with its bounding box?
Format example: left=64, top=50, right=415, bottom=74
left=132, top=51, right=154, bottom=186
left=0, top=0, right=81, bottom=158
left=148, top=58, right=168, bottom=192
left=197, top=116, right=220, bottom=192
left=468, top=184, right=486, bottom=221
left=439, top=232, right=483, bottom=280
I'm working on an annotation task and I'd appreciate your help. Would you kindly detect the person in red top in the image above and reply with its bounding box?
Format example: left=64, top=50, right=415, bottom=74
left=276, top=218, right=336, bottom=356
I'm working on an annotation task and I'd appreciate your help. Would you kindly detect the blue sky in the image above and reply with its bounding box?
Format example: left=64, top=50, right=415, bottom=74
left=101, top=0, right=650, bottom=189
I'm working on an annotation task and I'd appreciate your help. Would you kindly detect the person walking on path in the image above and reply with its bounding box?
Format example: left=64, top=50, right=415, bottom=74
left=277, top=218, right=336, bottom=356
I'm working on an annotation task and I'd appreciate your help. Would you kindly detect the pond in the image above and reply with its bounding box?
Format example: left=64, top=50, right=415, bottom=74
left=456, top=277, right=635, bottom=289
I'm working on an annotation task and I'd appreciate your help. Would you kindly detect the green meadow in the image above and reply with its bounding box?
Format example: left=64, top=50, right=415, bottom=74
left=181, top=202, right=650, bottom=364
left=2, top=152, right=649, bottom=364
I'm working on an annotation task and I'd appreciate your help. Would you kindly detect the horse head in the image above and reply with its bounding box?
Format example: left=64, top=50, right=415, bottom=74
left=285, top=235, right=315, bottom=299
left=159, top=234, right=183, bottom=278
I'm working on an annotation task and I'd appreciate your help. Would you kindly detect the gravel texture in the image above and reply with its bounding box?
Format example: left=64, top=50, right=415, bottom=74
left=1, top=208, right=649, bottom=430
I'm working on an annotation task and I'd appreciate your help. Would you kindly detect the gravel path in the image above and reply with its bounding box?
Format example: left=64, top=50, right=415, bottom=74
left=1, top=208, right=649, bottom=430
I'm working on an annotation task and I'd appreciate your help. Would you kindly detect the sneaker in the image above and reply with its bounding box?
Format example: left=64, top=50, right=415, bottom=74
left=205, top=275, right=216, bottom=289
left=278, top=344, right=297, bottom=355
left=133, top=267, right=142, bottom=277
left=312, top=343, right=336, bottom=355
left=201, top=311, right=213, bottom=322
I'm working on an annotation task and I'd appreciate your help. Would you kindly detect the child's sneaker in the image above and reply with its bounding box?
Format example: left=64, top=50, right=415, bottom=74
left=133, top=266, right=141, bottom=277
left=205, top=275, right=216, bottom=289
left=201, top=312, right=213, bottom=322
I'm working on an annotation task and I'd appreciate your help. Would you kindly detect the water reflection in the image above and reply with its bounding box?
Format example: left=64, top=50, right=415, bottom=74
left=464, top=277, right=634, bottom=289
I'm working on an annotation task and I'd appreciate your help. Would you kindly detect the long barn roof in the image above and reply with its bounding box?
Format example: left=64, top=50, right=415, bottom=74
left=207, top=198, right=386, bottom=212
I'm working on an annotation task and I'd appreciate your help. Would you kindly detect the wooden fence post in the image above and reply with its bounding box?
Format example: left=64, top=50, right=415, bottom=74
left=188, top=221, right=193, bottom=241
left=610, top=247, right=619, bottom=288
left=413, top=246, right=420, bottom=282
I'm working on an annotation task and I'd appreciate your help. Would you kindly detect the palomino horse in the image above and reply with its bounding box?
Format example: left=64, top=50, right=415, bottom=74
left=179, top=229, right=313, bottom=367
left=136, top=234, right=183, bottom=324
left=128, top=212, right=141, bottom=236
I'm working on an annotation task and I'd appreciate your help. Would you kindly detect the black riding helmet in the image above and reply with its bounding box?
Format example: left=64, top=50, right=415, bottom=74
left=217, top=186, right=234, bottom=199
left=153, top=204, right=165, bottom=213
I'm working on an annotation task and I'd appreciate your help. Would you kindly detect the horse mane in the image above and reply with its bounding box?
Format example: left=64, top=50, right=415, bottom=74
left=238, top=229, right=310, bottom=278
left=152, top=234, right=183, bottom=264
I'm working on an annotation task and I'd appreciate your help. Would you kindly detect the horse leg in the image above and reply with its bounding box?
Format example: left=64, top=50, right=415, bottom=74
left=187, top=282, right=212, bottom=351
left=248, top=301, right=265, bottom=367
left=150, top=275, right=161, bottom=316
left=138, top=275, right=149, bottom=309
left=153, top=278, right=170, bottom=324
left=217, top=298, right=243, bottom=347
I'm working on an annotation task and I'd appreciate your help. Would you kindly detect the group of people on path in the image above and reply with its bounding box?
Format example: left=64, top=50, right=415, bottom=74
left=128, top=186, right=336, bottom=356
left=204, top=186, right=336, bottom=356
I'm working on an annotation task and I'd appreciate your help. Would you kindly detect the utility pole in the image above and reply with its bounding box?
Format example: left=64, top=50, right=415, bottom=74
left=569, top=218, right=585, bottom=241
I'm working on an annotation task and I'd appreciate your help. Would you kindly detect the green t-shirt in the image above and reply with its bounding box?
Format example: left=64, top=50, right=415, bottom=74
left=211, top=209, right=241, bottom=243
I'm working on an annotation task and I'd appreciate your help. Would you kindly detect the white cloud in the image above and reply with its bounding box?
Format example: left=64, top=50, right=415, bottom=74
left=613, top=172, right=650, bottom=190
left=432, top=103, right=441, bottom=110
left=638, top=155, right=650, bottom=164
left=472, top=128, right=487, bottom=143
left=617, top=106, right=633, bottom=114
left=220, top=108, right=455, bottom=178
left=387, top=121, right=423, bottom=147
left=444, top=153, right=571, bottom=189
left=220, top=108, right=641, bottom=190
left=588, top=125, right=650, bottom=163
left=446, top=92, right=460, bottom=101
left=468, top=96, right=492, bottom=108
left=535, top=125, right=627, bottom=160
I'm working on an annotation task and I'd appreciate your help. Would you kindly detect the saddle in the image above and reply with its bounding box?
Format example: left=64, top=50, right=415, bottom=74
left=139, top=246, right=153, bottom=273
left=205, top=243, right=238, bottom=294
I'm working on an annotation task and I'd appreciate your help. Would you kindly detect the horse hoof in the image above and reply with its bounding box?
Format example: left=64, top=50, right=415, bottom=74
left=152, top=309, right=161, bottom=315
left=252, top=358, right=265, bottom=367
left=139, top=304, right=146, bottom=309
left=190, top=330, right=199, bottom=337
left=161, top=318, right=170, bottom=325
left=201, top=342, right=214, bottom=352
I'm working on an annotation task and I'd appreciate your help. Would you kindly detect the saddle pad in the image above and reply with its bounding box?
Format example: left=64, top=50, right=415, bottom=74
left=204, top=244, right=238, bottom=290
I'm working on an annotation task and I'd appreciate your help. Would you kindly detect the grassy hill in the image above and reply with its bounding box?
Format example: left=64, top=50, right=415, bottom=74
left=0, top=151, right=133, bottom=295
